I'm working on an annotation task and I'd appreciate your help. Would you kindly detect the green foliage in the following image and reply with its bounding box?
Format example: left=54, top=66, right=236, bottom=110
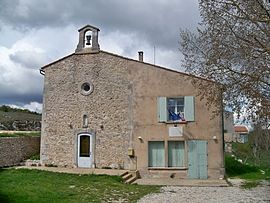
left=29, top=154, right=40, bottom=160
left=239, top=169, right=270, bottom=180
left=241, top=181, right=260, bottom=189
left=0, top=169, right=160, bottom=203
left=225, top=155, right=270, bottom=180
left=0, top=105, right=41, bottom=115
left=0, top=131, right=41, bottom=137
left=0, top=105, right=41, bottom=131
left=225, top=155, right=259, bottom=177
left=232, top=143, right=251, bottom=154
left=232, top=142, right=270, bottom=168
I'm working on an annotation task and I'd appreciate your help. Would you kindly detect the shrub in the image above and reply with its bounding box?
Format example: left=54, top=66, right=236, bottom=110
left=225, top=155, right=259, bottom=177
left=29, top=154, right=40, bottom=160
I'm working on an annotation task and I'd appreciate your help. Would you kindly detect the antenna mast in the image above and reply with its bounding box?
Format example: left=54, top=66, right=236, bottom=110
left=154, top=45, right=156, bottom=65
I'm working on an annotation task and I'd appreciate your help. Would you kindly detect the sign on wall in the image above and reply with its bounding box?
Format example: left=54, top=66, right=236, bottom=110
left=169, top=126, right=183, bottom=137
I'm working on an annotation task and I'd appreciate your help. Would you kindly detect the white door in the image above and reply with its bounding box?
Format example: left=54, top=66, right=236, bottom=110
left=78, top=134, right=92, bottom=168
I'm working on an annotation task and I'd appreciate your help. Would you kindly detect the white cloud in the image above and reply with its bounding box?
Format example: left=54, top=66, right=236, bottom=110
left=8, top=101, right=42, bottom=113
left=23, top=101, right=42, bottom=113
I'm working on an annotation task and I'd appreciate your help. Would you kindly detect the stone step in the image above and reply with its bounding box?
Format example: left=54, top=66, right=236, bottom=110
left=122, top=173, right=132, bottom=181
left=120, top=171, right=129, bottom=177
left=126, top=176, right=138, bottom=184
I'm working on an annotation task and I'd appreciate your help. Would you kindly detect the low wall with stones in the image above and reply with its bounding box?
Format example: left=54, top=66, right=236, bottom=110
left=0, top=136, right=40, bottom=167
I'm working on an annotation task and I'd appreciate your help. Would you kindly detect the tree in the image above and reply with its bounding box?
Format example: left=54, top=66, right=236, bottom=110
left=249, top=125, right=270, bottom=166
left=180, top=0, right=270, bottom=127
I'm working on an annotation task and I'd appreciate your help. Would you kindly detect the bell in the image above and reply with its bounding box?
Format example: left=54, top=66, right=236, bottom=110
left=86, top=35, right=91, bottom=45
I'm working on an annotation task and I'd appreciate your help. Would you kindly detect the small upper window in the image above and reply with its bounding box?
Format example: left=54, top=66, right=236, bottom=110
left=157, top=96, right=195, bottom=122
left=80, top=82, right=93, bottom=95
left=167, top=98, right=185, bottom=121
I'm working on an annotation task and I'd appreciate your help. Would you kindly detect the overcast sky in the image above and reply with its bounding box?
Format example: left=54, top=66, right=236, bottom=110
left=0, top=0, right=200, bottom=112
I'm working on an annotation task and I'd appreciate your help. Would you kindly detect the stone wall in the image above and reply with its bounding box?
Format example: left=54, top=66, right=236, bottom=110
left=41, top=52, right=132, bottom=168
left=0, top=136, right=40, bottom=167
left=0, top=121, right=41, bottom=131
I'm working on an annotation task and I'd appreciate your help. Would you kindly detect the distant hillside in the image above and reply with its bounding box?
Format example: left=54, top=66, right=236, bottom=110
left=0, top=105, right=41, bottom=131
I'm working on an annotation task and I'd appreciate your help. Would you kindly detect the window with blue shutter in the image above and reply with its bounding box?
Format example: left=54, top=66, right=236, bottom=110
left=157, top=96, right=195, bottom=122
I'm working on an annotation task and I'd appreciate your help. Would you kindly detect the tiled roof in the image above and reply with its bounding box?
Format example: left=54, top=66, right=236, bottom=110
left=234, top=125, right=249, bottom=133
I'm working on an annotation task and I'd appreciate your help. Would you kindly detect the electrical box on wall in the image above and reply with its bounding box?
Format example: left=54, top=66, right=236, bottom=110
left=128, top=148, right=135, bottom=157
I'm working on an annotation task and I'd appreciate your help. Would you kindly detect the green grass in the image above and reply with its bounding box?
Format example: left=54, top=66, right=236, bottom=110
left=225, top=155, right=270, bottom=180
left=225, top=154, right=270, bottom=189
left=240, top=181, right=260, bottom=189
left=0, top=131, right=41, bottom=137
left=0, top=169, right=160, bottom=203
left=225, top=155, right=259, bottom=176
left=29, top=154, right=40, bottom=160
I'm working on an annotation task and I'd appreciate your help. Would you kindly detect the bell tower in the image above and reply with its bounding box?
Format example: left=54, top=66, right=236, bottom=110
left=75, top=24, right=100, bottom=53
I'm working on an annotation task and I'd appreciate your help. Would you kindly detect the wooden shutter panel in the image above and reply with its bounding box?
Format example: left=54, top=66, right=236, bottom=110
left=157, top=97, right=167, bottom=122
left=184, top=96, right=195, bottom=121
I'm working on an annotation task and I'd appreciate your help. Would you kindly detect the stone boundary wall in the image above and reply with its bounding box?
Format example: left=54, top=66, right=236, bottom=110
left=0, top=136, right=40, bottom=167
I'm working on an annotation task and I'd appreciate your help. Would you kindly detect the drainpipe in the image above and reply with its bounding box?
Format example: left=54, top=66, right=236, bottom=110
left=221, top=92, right=225, bottom=177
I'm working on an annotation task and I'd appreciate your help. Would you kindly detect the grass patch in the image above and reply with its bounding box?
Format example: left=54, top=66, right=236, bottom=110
left=0, top=131, right=41, bottom=137
left=29, top=154, right=40, bottom=160
left=225, top=155, right=259, bottom=176
left=241, top=181, right=260, bottom=189
left=0, top=169, right=160, bottom=203
left=225, top=155, right=270, bottom=180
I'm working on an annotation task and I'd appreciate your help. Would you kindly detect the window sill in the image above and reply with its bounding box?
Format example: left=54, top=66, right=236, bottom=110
left=164, top=121, right=188, bottom=124
left=148, top=167, right=188, bottom=170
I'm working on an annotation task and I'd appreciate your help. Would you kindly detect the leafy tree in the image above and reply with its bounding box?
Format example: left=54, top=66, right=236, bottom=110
left=180, top=0, right=270, bottom=127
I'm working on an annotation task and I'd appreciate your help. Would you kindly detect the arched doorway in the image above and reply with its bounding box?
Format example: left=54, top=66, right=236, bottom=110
left=77, top=133, right=93, bottom=168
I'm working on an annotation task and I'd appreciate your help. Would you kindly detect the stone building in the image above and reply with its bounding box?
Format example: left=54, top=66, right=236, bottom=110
left=223, top=111, right=235, bottom=152
left=234, top=125, right=249, bottom=143
left=40, top=25, right=224, bottom=179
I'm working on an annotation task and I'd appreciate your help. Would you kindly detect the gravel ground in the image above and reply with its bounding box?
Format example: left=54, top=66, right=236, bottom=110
left=138, top=180, right=270, bottom=203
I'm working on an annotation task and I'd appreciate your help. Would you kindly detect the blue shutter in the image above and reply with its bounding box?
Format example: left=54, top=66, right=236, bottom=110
left=188, top=140, right=208, bottom=179
left=157, top=97, right=167, bottom=122
left=188, top=141, right=198, bottom=178
left=197, top=141, right=208, bottom=179
left=184, top=96, right=195, bottom=121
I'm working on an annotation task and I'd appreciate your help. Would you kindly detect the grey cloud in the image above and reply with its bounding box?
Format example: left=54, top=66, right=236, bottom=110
left=0, top=65, right=43, bottom=105
left=9, top=51, right=49, bottom=69
left=0, top=0, right=200, bottom=107
left=0, top=0, right=200, bottom=49
left=0, top=94, right=42, bottom=105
